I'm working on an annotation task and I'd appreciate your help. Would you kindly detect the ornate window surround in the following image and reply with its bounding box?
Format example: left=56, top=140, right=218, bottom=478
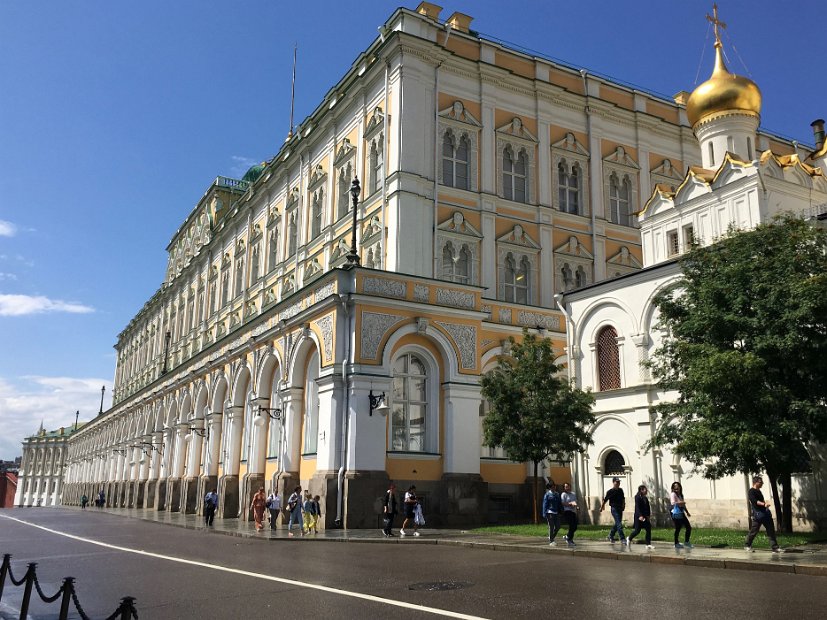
left=438, top=101, right=480, bottom=192
left=436, top=211, right=482, bottom=286
left=606, top=246, right=642, bottom=279
left=554, top=236, right=594, bottom=292
left=333, top=139, right=355, bottom=221
left=603, top=146, right=640, bottom=226
left=496, top=224, right=540, bottom=304
left=496, top=117, right=537, bottom=204
left=552, top=133, right=590, bottom=216
left=365, top=107, right=385, bottom=197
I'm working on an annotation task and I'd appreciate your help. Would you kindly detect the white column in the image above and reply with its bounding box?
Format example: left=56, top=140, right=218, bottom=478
left=172, top=423, right=189, bottom=478
left=442, top=383, right=482, bottom=474
left=205, top=413, right=223, bottom=477
left=225, top=406, right=244, bottom=476
left=314, top=375, right=344, bottom=471
left=280, top=387, right=304, bottom=472
left=186, top=422, right=204, bottom=478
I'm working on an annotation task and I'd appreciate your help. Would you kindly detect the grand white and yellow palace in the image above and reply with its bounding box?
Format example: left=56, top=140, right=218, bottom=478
left=21, top=4, right=826, bottom=528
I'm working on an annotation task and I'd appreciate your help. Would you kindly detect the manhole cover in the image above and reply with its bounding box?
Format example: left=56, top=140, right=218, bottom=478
left=408, top=581, right=473, bottom=591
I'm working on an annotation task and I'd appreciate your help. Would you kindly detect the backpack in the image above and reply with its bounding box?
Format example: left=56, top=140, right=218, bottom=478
left=287, top=494, right=298, bottom=511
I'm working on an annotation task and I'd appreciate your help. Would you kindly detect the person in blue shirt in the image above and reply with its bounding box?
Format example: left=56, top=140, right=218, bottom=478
left=541, top=482, right=563, bottom=545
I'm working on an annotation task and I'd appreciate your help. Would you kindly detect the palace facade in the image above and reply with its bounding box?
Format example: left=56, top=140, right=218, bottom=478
left=57, top=3, right=823, bottom=528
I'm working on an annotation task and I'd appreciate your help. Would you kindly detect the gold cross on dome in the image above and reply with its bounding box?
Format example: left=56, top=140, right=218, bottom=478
left=706, top=3, right=727, bottom=45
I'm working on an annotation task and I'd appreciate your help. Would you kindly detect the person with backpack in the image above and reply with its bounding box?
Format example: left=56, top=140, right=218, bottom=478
left=541, top=482, right=562, bottom=545
left=382, top=482, right=398, bottom=537
left=744, top=476, right=781, bottom=553
left=625, top=484, right=654, bottom=549
left=204, top=489, right=218, bottom=526
left=286, top=485, right=303, bottom=537
left=312, top=495, right=322, bottom=533
left=302, top=491, right=317, bottom=534
left=266, top=489, right=281, bottom=530
left=670, top=481, right=693, bottom=549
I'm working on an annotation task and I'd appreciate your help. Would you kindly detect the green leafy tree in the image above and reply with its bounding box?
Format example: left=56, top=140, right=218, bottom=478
left=480, top=330, right=596, bottom=523
left=648, top=215, right=827, bottom=531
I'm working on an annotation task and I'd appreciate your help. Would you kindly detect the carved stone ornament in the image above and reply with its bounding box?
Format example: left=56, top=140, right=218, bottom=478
left=363, top=276, right=406, bottom=299
left=436, top=288, right=475, bottom=309
left=361, top=312, right=404, bottom=359
left=315, top=314, right=334, bottom=363
left=517, top=311, right=560, bottom=330
left=498, top=308, right=512, bottom=324
left=413, top=284, right=429, bottom=303
left=436, top=321, right=477, bottom=369
left=314, top=282, right=335, bottom=303
left=416, top=317, right=428, bottom=334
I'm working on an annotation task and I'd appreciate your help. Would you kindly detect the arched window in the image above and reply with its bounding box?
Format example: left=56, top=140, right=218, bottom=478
left=303, top=351, right=320, bottom=454
left=503, top=253, right=530, bottom=303
left=287, top=213, right=297, bottom=257
left=370, top=138, right=383, bottom=194
left=596, top=326, right=621, bottom=390
left=311, top=190, right=323, bottom=239
left=442, top=131, right=470, bottom=190
left=503, top=147, right=528, bottom=203
left=209, top=281, right=217, bottom=315
left=268, top=229, right=279, bottom=271
left=708, top=142, right=715, bottom=168
left=337, top=163, right=352, bottom=220
left=441, top=241, right=471, bottom=284
left=746, top=137, right=753, bottom=160
left=480, top=399, right=507, bottom=459
left=251, top=246, right=260, bottom=283
left=561, top=263, right=573, bottom=291
left=608, top=174, right=630, bottom=226
left=604, top=450, right=625, bottom=475
left=234, top=260, right=244, bottom=297
left=391, top=353, right=429, bottom=452
left=559, top=161, right=580, bottom=214
left=575, top=265, right=587, bottom=288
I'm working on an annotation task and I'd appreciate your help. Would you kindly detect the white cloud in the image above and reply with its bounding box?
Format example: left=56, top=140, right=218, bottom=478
left=0, top=220, right=16, bottom=237
left=229, top=155, right=259, bottom=178
left=0, top=294, right=94, bottom=316
left=0, top=376, right=112, bottom=460
left=0, top=272, right=17, bottom=281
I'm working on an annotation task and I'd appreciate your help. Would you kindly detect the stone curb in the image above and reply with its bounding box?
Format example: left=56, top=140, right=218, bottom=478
left=88, top=508, right=827, bottom=578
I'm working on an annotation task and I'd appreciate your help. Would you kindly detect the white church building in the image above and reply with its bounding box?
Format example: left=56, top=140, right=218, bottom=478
left=559, top=22, right=827, bottom=529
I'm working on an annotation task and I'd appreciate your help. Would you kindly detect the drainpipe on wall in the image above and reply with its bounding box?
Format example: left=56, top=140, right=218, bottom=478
left=580, top=69, right=600, bottom=284
left=334, top=290, right=354, bottom=526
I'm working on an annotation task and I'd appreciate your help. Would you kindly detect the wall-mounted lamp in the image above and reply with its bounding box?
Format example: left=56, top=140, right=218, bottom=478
left=192, top=427, right=208, bottom=438
left=369, top=390, right=389, bottom=416
left=140, top=442, right=162, bottom=456
left=113, top=448, right=127, bottom=457
left=254, top=403, right=283, bottom=421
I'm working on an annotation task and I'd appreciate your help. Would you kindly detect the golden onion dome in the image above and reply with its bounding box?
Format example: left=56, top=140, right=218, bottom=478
left=686, top=43, right=761, bottom=127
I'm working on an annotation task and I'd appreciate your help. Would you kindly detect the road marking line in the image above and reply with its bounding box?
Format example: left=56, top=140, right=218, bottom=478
left=0, top=515, right=487, bottom=620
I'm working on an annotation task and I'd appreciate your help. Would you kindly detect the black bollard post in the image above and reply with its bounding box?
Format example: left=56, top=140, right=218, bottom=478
left=118, top=596, right=138, bottom=620
left=19, top=563, right=37, bottom=620
left=0, top=554, right=9, bottom=602
left=58, top=577, right=75, bottom=620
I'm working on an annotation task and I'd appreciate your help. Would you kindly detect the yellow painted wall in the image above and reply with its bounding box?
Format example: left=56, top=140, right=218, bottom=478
left=549, top=68, right=584, bottom=95
left=495, top=51, right=535, bottom=80
left=600, top=85, right=634, bottom=111
left=646, top=100, right=680, bottom=125
left=481, top=461, right=525, bottom=484
left=387, top=456, right=443, bottom=482
left=299, top=457, right=317, bottom=481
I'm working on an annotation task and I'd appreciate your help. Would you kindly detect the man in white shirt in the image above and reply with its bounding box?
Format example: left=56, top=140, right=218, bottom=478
left=266, top=489, right=281, bottom=530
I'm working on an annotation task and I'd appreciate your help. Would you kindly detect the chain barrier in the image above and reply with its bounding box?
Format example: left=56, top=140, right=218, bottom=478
left=0, top=553, right=138, bottom=620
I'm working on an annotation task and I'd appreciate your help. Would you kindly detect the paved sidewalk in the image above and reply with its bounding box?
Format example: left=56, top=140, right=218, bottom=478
left=87, top=507, right=827, bottom=577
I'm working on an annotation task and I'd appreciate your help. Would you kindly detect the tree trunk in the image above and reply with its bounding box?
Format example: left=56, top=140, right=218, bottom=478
left=780, top=471, right=793, bottom=533
left=532, top=460, right=539, bottom=524
left=767, top=469, right=786, bottom=533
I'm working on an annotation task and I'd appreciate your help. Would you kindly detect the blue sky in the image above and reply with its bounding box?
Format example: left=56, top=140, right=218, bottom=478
left=0, top=0, right=824, bottom=459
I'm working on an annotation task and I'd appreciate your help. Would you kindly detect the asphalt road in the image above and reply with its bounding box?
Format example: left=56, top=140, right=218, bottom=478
left=0, top=508, right=824, bottom=619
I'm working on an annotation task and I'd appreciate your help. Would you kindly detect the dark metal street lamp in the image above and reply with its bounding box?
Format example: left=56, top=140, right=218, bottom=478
left=346, top=177, right=361, bottom=266
left=255, top=403, right=283, bottom=421
left=99, top=386, right=105, bottom=415
left=368, top=390, right=388, bottom=416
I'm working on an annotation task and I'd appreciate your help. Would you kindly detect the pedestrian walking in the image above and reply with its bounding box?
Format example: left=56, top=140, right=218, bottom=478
left=312, top=495, right=322, bottom=533
left=670, top=481, right=693, bottom=548
left=97, top=489, right=105, bottom=509
left=625, top=485, right=654, bottom=549
left=745, top=476, right=781, bottom=553
left=286, top=485, right=304, bottom=537
left=80, top=494, right=88, bottom=510
left=560, top=482, right=579, bottom=547
left=302, top=491, right=317, bottom=534
left=400, top=485, right=420, bottom=537
left=541, top=482, right=562, bottom=545
left=600, top=477, right=626, bottom=543
left=266, top=489, right=281, bottom=530
left=251, top=487, right=267, bottom=531
left=382, top=482, right=398, bottom=537
left=204, top=489, right=218, bottom=526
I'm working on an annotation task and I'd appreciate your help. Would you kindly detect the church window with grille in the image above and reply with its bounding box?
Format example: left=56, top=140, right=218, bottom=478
left=604, top=450, right=625, bottom=475
left=596, top=326, right=621, bottom=390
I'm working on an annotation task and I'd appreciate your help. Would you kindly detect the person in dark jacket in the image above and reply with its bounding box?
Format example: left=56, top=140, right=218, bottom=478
left=600, top=477, right=626, bottom=543
left=541, top=482, right=563, bottom=545
left=625, top=484, right=654, bottom=549
left=382, top=482, right=398, bottom=537
left=744, top=476, right=780, bottom=552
